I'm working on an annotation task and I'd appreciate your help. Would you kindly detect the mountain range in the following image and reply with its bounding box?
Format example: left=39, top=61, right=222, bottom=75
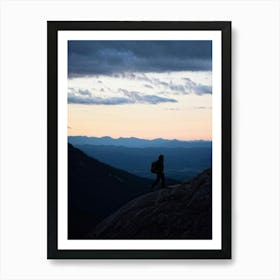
left=68, top=136, right=212, bottom=181
left=68, top=136, right=212, bottom=148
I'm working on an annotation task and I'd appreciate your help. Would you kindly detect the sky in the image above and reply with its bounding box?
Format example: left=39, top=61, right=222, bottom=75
left=68, top=40, right=212, bottom=140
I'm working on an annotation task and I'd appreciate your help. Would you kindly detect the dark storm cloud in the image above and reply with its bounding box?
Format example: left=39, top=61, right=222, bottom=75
left=68, top=41, right=212, bottom=77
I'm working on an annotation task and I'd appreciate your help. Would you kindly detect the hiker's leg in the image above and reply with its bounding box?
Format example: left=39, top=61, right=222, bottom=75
left=161, top=172, right=166, bottom=188
left=152, top=173, right=160, bottom=188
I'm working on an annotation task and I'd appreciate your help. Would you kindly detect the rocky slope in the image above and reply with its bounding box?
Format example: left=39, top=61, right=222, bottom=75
left=88, top=168, right=212, bottom=239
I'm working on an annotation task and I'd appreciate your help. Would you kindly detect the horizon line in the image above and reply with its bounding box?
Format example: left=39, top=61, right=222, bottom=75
left=68, top=135, right=212, bottom=142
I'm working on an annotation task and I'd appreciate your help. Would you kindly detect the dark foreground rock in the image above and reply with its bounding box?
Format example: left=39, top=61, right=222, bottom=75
left=88, top=169, right=212, bottom=239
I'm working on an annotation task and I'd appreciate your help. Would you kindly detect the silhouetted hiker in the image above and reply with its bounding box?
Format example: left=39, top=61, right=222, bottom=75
left=151, top=154, right=166, bottom=190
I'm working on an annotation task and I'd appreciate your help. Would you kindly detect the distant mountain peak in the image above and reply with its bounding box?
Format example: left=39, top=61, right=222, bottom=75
left=68, top=135, right=212, bottom=148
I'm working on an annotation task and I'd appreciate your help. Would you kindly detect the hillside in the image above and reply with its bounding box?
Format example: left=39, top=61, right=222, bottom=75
left=88, top=168, right=212, bottom=239
left=68, top=143, right=153, bottom=239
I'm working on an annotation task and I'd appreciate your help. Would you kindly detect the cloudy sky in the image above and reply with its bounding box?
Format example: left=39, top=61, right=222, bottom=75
left=68, top=40, right=212, bottom=140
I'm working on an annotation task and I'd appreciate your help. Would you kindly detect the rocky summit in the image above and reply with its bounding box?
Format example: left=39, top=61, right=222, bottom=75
left=88, top=168, right=212, bottom=239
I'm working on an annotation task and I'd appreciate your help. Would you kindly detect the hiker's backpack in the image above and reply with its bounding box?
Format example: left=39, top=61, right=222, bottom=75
left=151, top=161, right=158, bottom=173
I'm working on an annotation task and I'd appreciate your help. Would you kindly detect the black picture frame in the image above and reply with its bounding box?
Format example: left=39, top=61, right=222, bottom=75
left=47, top=21, right=231, bottom=259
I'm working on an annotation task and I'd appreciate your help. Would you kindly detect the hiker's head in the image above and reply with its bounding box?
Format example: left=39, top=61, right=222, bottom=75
left=159, top=154, right=164, bottom=161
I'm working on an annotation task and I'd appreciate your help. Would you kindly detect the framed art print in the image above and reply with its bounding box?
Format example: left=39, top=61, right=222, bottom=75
left=47, top=21, right=231, bottom=259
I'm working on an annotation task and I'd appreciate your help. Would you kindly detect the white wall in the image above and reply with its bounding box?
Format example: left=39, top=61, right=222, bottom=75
left=0, top=0, right=279, bottom=279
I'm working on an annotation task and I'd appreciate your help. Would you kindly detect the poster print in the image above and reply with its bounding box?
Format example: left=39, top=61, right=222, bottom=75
left=48, top=21, right=231, bottom=259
